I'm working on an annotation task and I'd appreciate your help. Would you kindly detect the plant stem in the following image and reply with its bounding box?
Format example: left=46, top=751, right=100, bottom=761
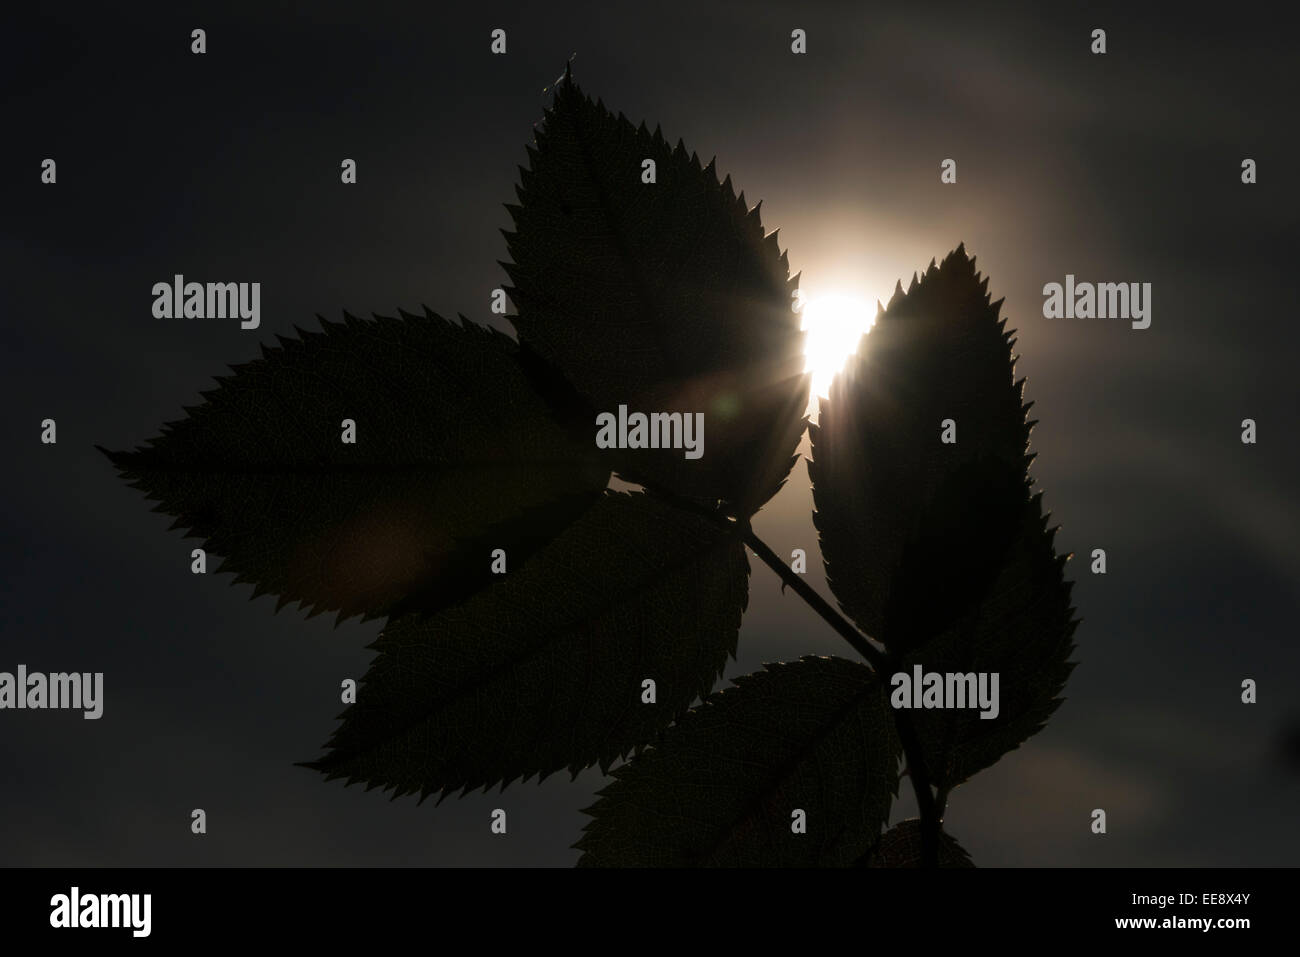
left=637, top=486, right=944, bottom=868
left=742, top=530, right=887, bottom=671
left=743, top=527, right=940, bottom=869
left=890, top=706, right=940, bottom=868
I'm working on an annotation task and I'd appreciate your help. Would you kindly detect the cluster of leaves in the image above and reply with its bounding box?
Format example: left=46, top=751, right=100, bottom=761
left=103, top=69, right=1077, bottom=867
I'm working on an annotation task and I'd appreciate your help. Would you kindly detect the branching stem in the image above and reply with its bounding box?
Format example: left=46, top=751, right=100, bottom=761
left=743, top=530, right=885, bottom=670
left=743, top=527, right=941, bottom=869
left=639, top=486, right=943, bottom=868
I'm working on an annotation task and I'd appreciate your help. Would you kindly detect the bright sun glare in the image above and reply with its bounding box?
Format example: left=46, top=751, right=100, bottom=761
left=800, top=293, right=876, bottom=402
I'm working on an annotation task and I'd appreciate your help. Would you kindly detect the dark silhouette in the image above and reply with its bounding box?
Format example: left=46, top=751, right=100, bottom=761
left=103, top=69, right=1077, bottom=867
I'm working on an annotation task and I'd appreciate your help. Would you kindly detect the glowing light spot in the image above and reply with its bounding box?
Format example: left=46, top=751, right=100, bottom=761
left=800, top=294, right=876, bottom=400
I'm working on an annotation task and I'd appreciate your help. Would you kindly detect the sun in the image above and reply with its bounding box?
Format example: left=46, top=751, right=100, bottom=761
left=800, top=293, right=876, bottom=403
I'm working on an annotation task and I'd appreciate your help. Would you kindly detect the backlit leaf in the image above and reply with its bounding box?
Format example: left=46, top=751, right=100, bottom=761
left=504, top=71, right=808, bottom=516
left=101, top=309, right=608, bottom=623
left=303, top=491, right=748, bottom=798
left=576, top=656, right=899, bottom=867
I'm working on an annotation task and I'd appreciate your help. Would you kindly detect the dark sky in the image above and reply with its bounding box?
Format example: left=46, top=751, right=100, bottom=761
left=2, top=2, right=1296, bottom=866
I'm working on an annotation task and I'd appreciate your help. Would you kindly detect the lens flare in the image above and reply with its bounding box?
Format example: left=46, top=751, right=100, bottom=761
left=799, top=293, right=876, bottom=401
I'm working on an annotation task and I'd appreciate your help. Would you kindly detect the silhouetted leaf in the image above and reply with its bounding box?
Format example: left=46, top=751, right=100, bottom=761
left=902, top=492, right=1079, bottom=789
left=503, top=71, right=809, bottom=516
left=809, top=245, right=1077, bottom=789
left=100, top=309, right=608, bottom=624
left=809, top=244, right=1033, bottom=653
left=882, top=457, right=1027, bottom=650
left=576, top=656, right=900, bottom=867
left=303, top=491, right=748, bottom=799
left=860, top=819, right=974, bottom=867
